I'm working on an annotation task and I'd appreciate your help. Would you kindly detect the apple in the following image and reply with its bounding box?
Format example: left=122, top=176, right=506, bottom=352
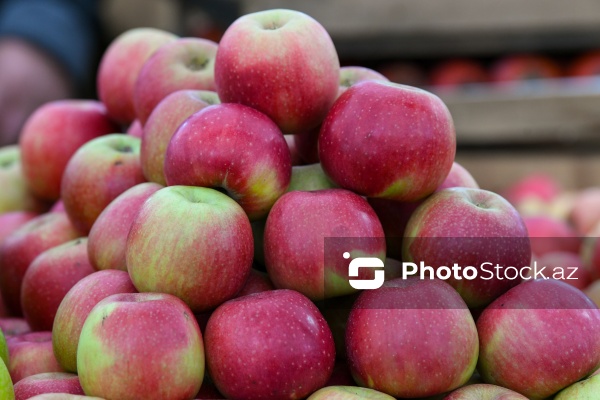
left=87, top=182, right=162, bottom=271
left=49, top=201, right=65, bottom=213
left=235, top=269, right=274, bottom=298
left=403, top=188, right=531, bottom=308
left=477, top=279, right=600, bottom=399
left=532, top=251, right=591, bottom=289
left=554, top=368, right=600, bottom=399
left=503, top=173, right=561, bottom=207
left=126, top=120, right=143, bottom=138
left=0, top=146, right=46, bottom=213
left=18, top=100, right=118, bottom=201
left=13, top=373, right=83, bottom=400
left=264, top=189, right=385, bottom=300
left=443, top=383, right=528, bottom=399
left=0, top=320, right=30, bottom=337
left=97, top=27, right=177, bottom=124
left=0, top=212, right=38, bottom=245
left=570, top=187, right=600, bottom=235
left=369, top=161, right=478, bottom=259
left=61, top=134, right=145, bottom=234
left=141, top=89, right=219, bottom=185
left=429, top=59, right=488, bottom=90
left=307, top=386, right=395, bottom=400
left=338, top=66, right=388, bottom=97
left=27, top=395, right=99, bottom=400
left=346, top=278, right=479, bottom=398
left=205, top=289, right=335, bottom=400
left=569, top=50, right=600, bottom=76
left=133, top=37, right=218, bottom=124
left=0, top=357, right=13, bottom=400
left=21, top=239, right=94, bottom=332
left=287, top=163, right=337, bottom=192
left=491, top=54, right=562, bottom=83
left=0, top=212, right=80, bottom=316
left=215, top=9, right=339, bottom=135
left=52, top=270, right=137, bottom=373
left=524, top=215, right=581, bottom=256
left=584, top=280, right=600, bottom=307
left=0, top=329, right=7, bottom=367
left=164, top=103, right=292, bottom=220
left=319, top=80, right=456, bottom=202
left=6, top=332, right=64, bottom=383
left=77, top=293, right=204, bottom=400
left=126, top=186, right=253, bottom=313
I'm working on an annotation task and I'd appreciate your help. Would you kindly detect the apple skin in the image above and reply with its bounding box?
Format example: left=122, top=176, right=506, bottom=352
left=0, top=212, right=38, bottom=245
left=61, top=134, right=146, bottom=234
left=141, top=89, right=219, bottom=185
left=6, top=332, right=64, bottom=383
left=27, top=395, right=100, bottom=400
left=52, top=270, right=137, bottom=373
left=215, top=9, right=340, bottom=135
left=133, top=38, right=218, bottom=125
left=554, top=368, right=600, bottom=399
left=570, top=188, right=600, bottom=235
left=429, top=59, right=488, bottom=90
left=403, top=188, right=531, bottom=308
left=0, top=320, right=30, bottom=337
left=0, top=357, right=13, bottom=400
left=346, top=278, right=478, bottom=398
left=20, top=239, right=94, bottom=332
left=491, top=54, right=562, bottom=83
left=307, top=386, right=395, bottom=400
left=532, top=251, right=591, bottom=290
left=443, top=383, right=528, bottom=399
left=13, top=373, right=83, bottom=400
left=77, top=293, right=204, bottom=400
left=97, top=28, right=178, bottom=124
left=205, top=289, right=335, bottom=400
left=126, top=120, right=143, bottom=138
left=287, top=163, right=337, bottom=192
left=477, top=279, right=600, bottom=399
left=319, top=80, right=456, bottom=202
left=18, top=100, right=118, bottom=201
left=369, top=161, right=478, bottom=259
left=338, top=66, right=389, bottom=98
left=0, top=212, right=80, bottom=316
left=524, top=215, right=581, bottom=256
left=165, top=103, right=292, bottom=220
left=503, top=173, right=561, bottom=206
left=126, top=186, right=253, bottom=313
left=0, top=146, right=46, bottom=213
left=264, top=189, right=386, bottom=301
left=87, top=182, right=162, bottom=271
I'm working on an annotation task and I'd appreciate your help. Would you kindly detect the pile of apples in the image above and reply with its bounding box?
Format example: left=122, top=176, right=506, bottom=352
left=0, top=8, right=599, bottom=400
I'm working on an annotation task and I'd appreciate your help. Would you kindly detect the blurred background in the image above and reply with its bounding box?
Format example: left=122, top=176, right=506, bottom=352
left=3, top=0, right=600, bottom=193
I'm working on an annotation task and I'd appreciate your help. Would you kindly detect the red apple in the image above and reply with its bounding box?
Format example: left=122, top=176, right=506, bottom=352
left=491, top=54, right=562, bottom=83
left=97, top=28, right=177, bottom=124
left=0, top=212, right=80, bottom=316
left=0, top=212, right=38, bottom=245
left=533, top=251, right=591, bottom=290
left=443, top=383, right=528, bottom=399
left=0, top=319, right=30, bottom=337
left=403, top=188, right=531, bottom=308
left=141, top=89, right=219, bottom=185
left=164, top=103, right=291, bottom=220
left=287, top=163, right=337, bottom=192
left=52, top=270, right=137, bottom=373
left=7, top=332, right=64, bottom=383
left=477, top=279, right=600, bottom=399
left=503, top=173, right=561, bottom=206
left=205, top=289, right=335, bottom=400
left=215, top=9, right=339, bottom=134
left=346, top=278, right=479, bottom=398
left=61, top=134, right=145, bottom=234
left=77, top=293, right=204, bottom=400
left=18, top=100, right=118, bottom=201
left=21, top=239, right=94, bottom=332
left=126, top=186, right=253, bottom=313
left=569, top=50, right=600, bottom=76
left=126, top=119, right=143, bottom=138
left=570, top=187, right=600, bottom=235
left=554, top=367, right=600, bottom=399
left=133, top=37, right=218, bottom=124
left=13, top=373, right=83, bottom=400
left=319, top=80, right=456, bottom=202
left=307, top=386, right=395, bottom=400
left=429, top=59, right=488, bottom=90
left=87, top=182, right=162, bottom=271
left=338, top=66, right=388, bottom=97
left=0, top=146, right=46, bottom=213
left=264, top=189, right=385, bottom=300
left=524, top=215, right=581, bottom=256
